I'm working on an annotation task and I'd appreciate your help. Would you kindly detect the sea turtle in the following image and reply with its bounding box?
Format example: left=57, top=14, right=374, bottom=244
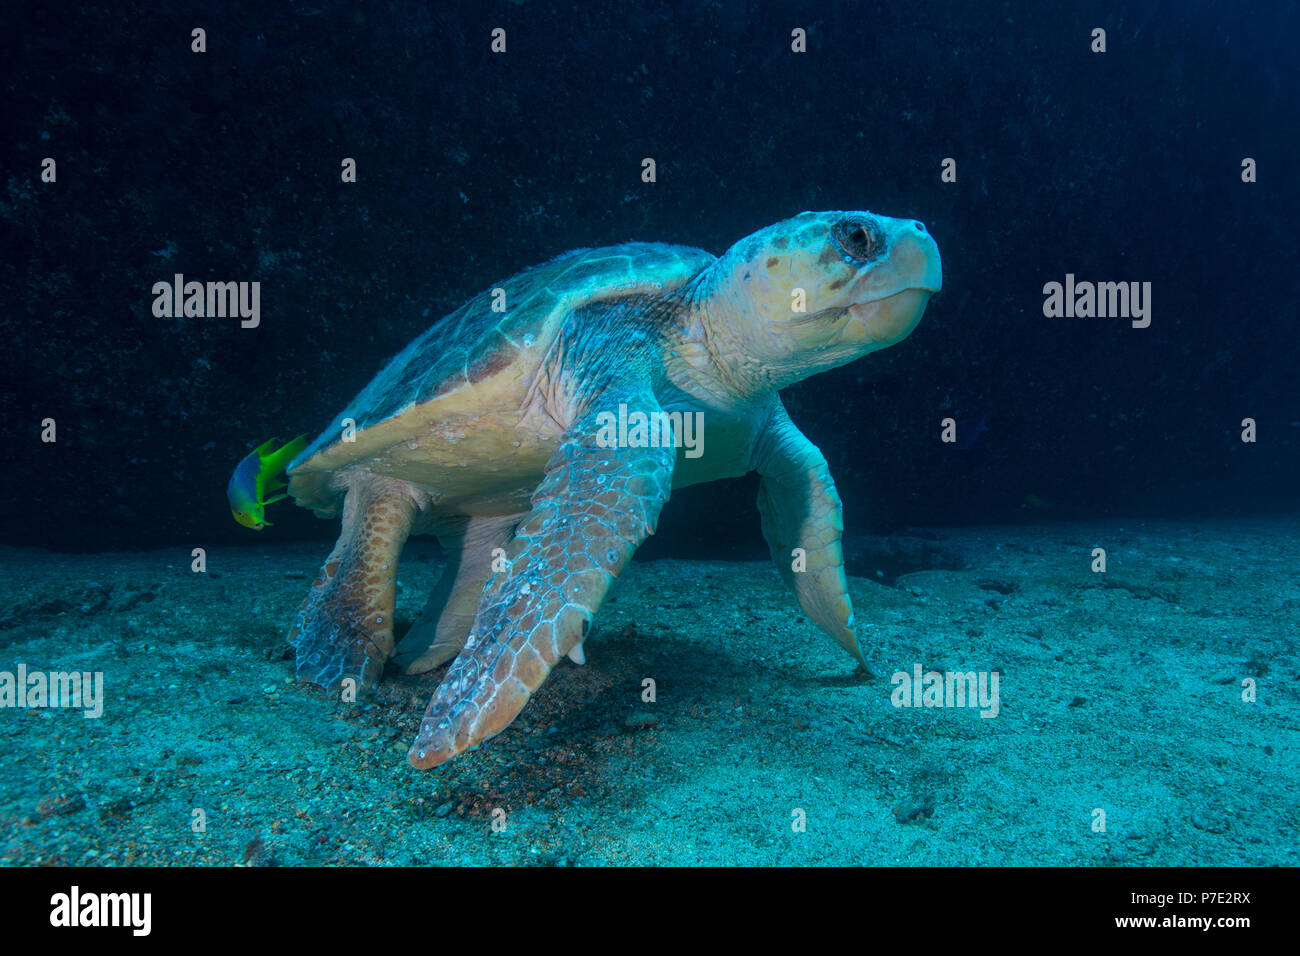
left=286, top=210, right=942, bottom=768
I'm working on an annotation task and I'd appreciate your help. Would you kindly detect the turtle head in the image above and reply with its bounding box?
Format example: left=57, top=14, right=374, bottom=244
left=698, top=210, right=941, bottom=391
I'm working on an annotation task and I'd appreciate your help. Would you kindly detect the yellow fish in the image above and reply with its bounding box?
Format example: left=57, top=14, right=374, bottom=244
left=227, top=435, right=307, bottom=530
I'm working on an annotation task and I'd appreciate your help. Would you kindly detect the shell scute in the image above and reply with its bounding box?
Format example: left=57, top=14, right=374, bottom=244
left=287, top=242, right=715, bottom=510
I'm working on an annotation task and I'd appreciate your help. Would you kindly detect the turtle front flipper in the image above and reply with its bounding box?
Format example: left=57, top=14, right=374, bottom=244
left=408, top=394, right=676, bottom=768
left=290, top=474, right=421, bottom=690
left=752, top=399, right=868, bottom=671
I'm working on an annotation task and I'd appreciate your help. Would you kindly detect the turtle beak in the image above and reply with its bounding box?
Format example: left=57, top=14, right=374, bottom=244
left=843, top=221, right=941, bottom=346
left=886, top=221, right=943, bottom=295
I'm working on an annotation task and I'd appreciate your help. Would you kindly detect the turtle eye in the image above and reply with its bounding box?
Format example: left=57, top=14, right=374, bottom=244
left=832, top=218, right=884, bottom=262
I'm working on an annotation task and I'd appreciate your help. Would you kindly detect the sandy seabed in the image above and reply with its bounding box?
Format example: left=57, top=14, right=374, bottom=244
left=1, top=517, right=1296, bottom=866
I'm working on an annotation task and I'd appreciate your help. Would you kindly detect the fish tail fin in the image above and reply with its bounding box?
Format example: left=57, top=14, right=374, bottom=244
left=250, top=437, right=280, bottom=458
left=259, top=433, right=309, bottom=477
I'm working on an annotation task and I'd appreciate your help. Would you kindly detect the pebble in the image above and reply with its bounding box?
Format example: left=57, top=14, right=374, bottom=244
left=37, top=793, right=86, bottom=818
left=623, top=712, right=659, bottom=730
left=892, top=793, right=936, bottom=824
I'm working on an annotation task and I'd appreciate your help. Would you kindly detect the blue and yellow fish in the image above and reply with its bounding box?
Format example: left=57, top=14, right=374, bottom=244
left=227, top=435, right=307, bottom=530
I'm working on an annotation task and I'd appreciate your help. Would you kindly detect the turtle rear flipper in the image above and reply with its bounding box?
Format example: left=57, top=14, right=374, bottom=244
left=290, top=475, right=420, bottom=690
left=395, top=513, right=524, bottom=674
left=408, top=392, right=676, bottom=768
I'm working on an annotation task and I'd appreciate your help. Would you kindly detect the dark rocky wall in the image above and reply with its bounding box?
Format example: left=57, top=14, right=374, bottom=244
left=2, top=0, right=1295, bottom=554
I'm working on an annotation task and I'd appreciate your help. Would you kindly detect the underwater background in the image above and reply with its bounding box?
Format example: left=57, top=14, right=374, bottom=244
left=1, top=0, right=1297, bottom=866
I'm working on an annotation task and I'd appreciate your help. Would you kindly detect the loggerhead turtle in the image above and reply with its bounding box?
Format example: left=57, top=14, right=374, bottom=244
left=286, top=210, right=941, bottom=768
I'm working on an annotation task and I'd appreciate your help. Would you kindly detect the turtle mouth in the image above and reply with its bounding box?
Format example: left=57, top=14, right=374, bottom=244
left=844, top=288, right=935, bottom=345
